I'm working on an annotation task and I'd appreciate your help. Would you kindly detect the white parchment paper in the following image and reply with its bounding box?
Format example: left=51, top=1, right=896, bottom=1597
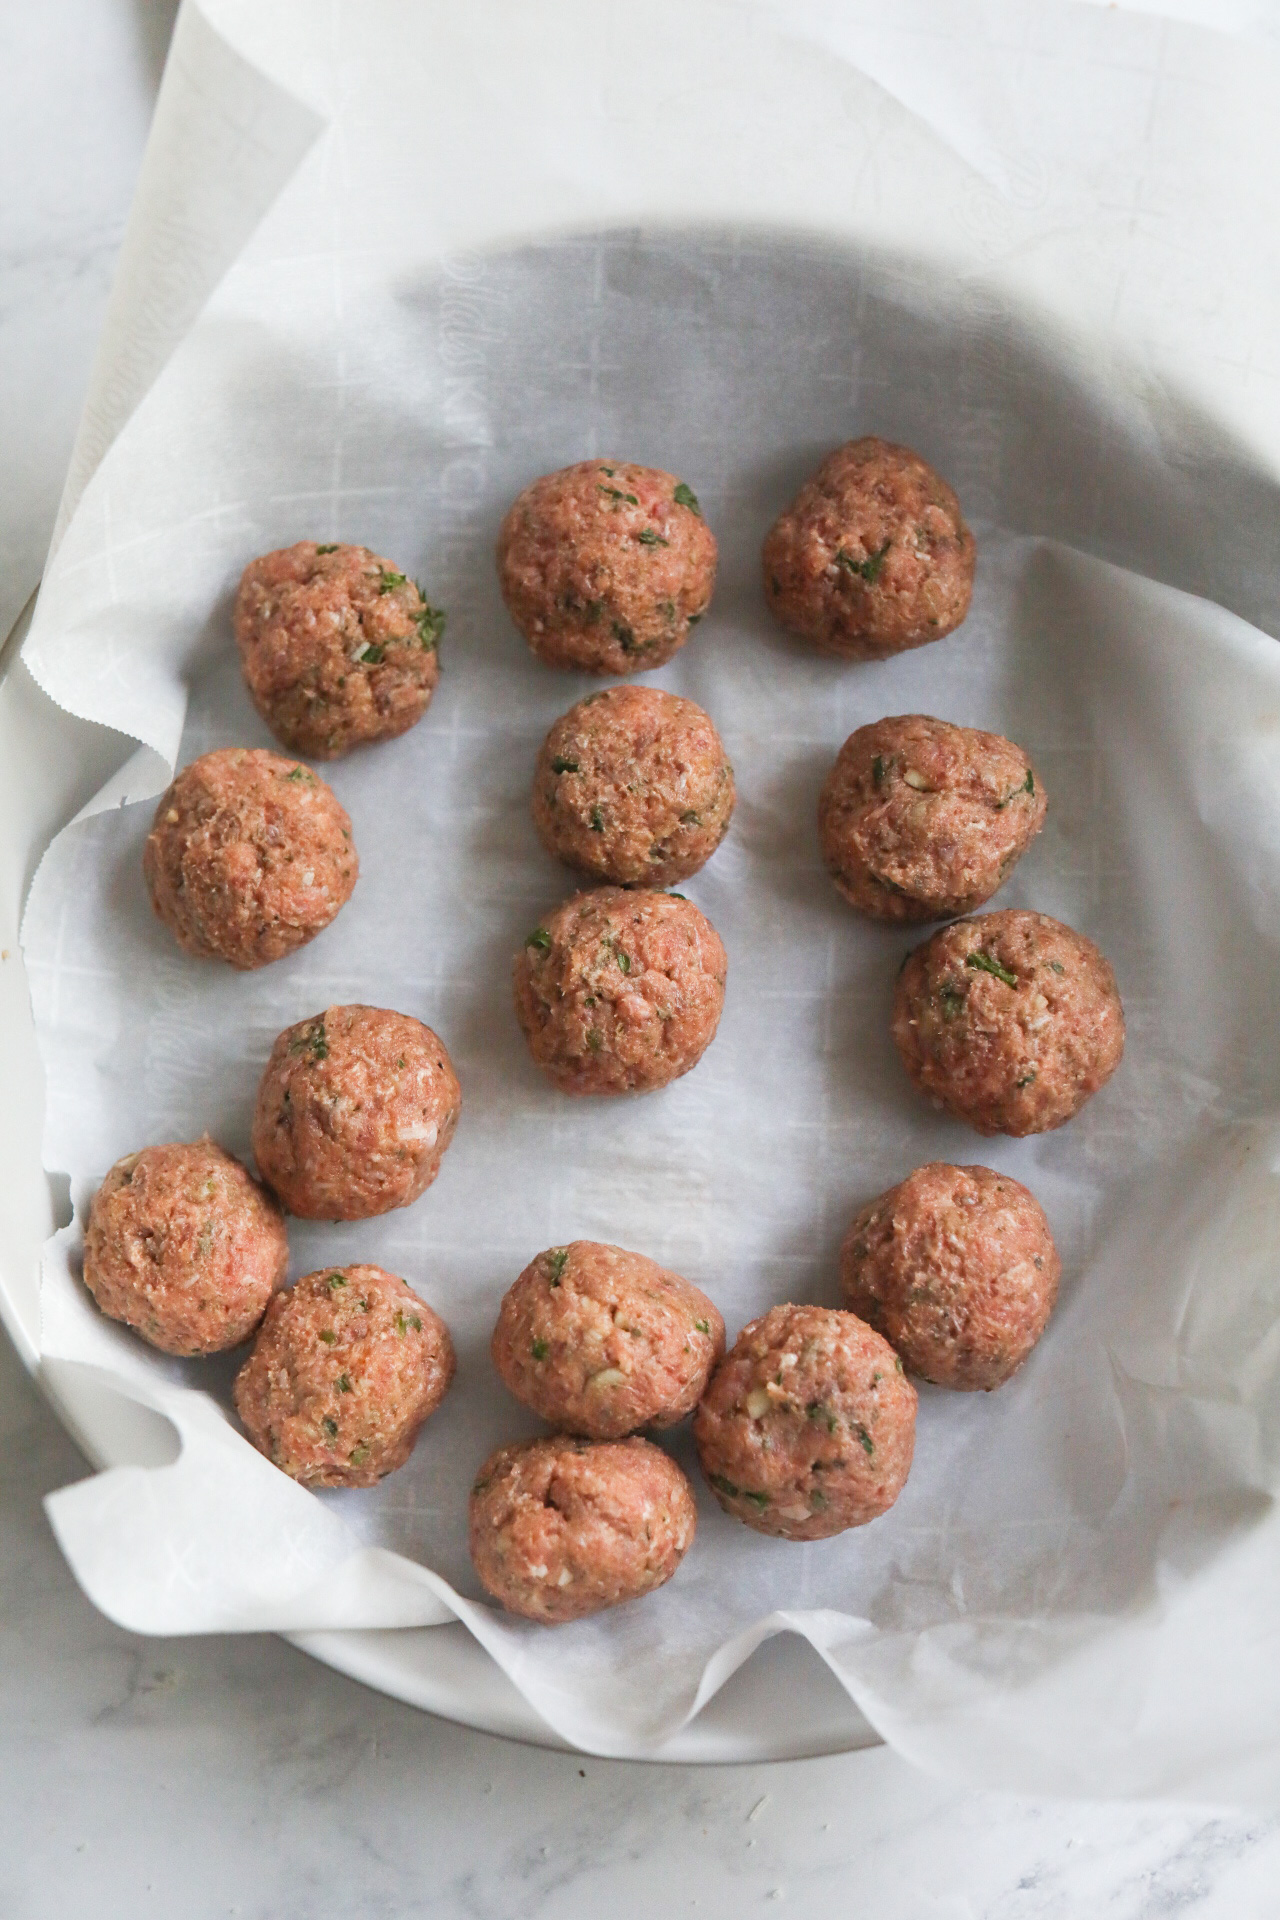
left=18, top=0, right=1280, bottom=1793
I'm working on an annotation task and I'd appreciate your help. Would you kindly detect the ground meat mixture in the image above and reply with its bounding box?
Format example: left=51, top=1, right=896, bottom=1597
left=468, top=1434, right=697, bottom=1622
left=496, top=460, right=717, bottom=673
left=82, top=1138, right=287, bottom=1356
left=532, top=686, right=735, bottom=886
left=491, top=1240, right=725, bottom=1438
left=234, top=1264, right=454, bottom=1487
left=763, top=438, right=975, bottom=659
left=693, top=1303, right=916, bottom=1540
left=819, top=714, right=1046, bottom=922
left=891, top=909, right=1125, bottom=1136
left=840, top=1162, right=1061, bottom=1390
left=513, top=887, right=727, bottom=1095
left=143, top=747, right=357, bottom=970
left=251, top=1005, right=461, bottom=1220
left=234, top=541, right=444, bottom=759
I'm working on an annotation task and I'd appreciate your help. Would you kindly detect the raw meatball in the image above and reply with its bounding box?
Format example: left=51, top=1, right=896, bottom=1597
left=819, top=714, right=1046, bottom=922
left=82, top=1138, right=287, bottom=1356
left=497, top=460, right=716, bottom=673
left=693, top=1303, right=916, bottom=1541
left=143, top=747, right=357, bottom=970
left=251, top=1005, right=461, bottom=1220
left=491, top=1240, right=726, bottom=1438
left=513, top=887, right=727, bottom=1095
left=763, top=438, right=975, bottom=659
left=532, top=686, right=735, bottom=886
left=234, top=541, right=444, bottom=759
left=892, top=909, right=1125, bottom=1136
left=234, top=1264, right=454, bottom=1487
left=840, top=1162, right=1061, bottom=1390
left=468, top=1434, right=696, bottom=1622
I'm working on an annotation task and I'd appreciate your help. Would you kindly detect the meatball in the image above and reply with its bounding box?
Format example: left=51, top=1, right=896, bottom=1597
left=491, top=1241, right=725, bottom=1438
left=496, top=460, right=716, bottom=673
left=532, top=686, right=735, bottom=886
left=234, top=541, right=444, bottom=759
left=233, top=1264, right=454, bottom=1487
left=819, top=714, right=1046, bottom=922
left=143, top=747, right=357, bottom=970
left=891, top=909, right=1125, bottom=1136
left=468, top=1434, right=697, bottom=1623
left=762, top=438, right=975, bottom=659
left=840, top=1162, right=1061, bottom=1390
left=251, top=1005, right=461, bottom=1220
left=82, top=1138, right=287, bottom=1356
left=693, top=1303, right=916, bottom=1540
left=513, top=887, right=727, bottom=1095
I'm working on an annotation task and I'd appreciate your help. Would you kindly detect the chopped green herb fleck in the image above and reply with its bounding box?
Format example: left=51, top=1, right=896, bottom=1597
left=996, top=768, right=1035, bottom=809
left=599, top=465, right=617, bottom=477
left=612, top=944, right=631, bottom=974
left=288, top=1018, right=329, bottom=1062
left=709, top=1474, right=767, bottom=1506
left=658, top=599, right=676, bottom=621
left=584, top=598, right=603, bottom=624
left=318, top=1329, right=336, bottom=1345
left=687, top=612, right=703, bottom=626
left=394, top=1312, right=410, bottom=1336
left=337, top=1374, right=352, bottom=1393
left=410, top=1314, right=422, bottom=1332
left=315, top=543, right=339, bottom=554
left=666, top=891, right=687, bottom=900
left=637, top=527, right=669, bottom=548
left=322, top=1417, right=339, bottom=1437
left=283, top=765, right=316, bottom=784
left=679, top=809, right=701, bottom=825
left=694, top=1318, right=710, bottom=1335
left=966, top=951, right=1018, bottom=988
left=551, top=756, right=580, bottom=775
left=611, top=620, right=636, bottom=651
left=415, top=599, right=446, bottom=649
left=378, top=569, right=408, bottom=594
left=939, top=985, right=966, bottom=1021
left=872, top=754, right=888, bottom=788
left=855, top=1424, right=875, bottom=1457
left=356, top=641, right=386, bottom=664
left=526, top=926, right=552, bottom=951
left=586, top=1028, right=603, bottom=1053
left=327, top=1273, right=347, bottom=1290
left=836, top=539, right=891, bottom=584
left=810, top=1489, right=829, bottom=1510
left=807, top=1400, right=839, bottom=1435
left=547, top=1248, right=569, bottom=1284
left=1015, top=1070, right=1038, bottom=1088
left=598, top=485, right=639, bottom=506
left=531, top=1338, right=550, bottom=1361
left=349, top=1443, right=370, bottom=1466
left=673, top=482, right=700, bottom=514
left=1048, top=959, right=1066, bottom=975
left=589, top=804, right=605, bottom=832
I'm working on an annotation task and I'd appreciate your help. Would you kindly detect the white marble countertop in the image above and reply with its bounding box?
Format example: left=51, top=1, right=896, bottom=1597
left=5, top=5, right=1280, bottom=1913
